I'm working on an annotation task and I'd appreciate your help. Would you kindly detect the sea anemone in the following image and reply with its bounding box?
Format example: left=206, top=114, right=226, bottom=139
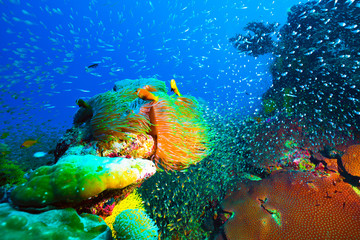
left=89, top=90, right=151, bottom=141
left=141, top=93, right=209, bottom=171
left=73, top=78, right=210, bottom=171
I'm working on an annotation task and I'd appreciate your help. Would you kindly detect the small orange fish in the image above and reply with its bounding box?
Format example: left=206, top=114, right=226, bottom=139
left=136, top=88, right=159, bottom=101
left=170, top=79, right=181, bottom=96
left=21, top=139, right=38, bottom=148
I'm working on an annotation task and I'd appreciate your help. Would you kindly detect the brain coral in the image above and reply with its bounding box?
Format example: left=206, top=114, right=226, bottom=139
left=113, top=208, right=158, bottom=240
left=0, top=203, right=111, bottom=240
left=220, top=170, right=360, bottom=240
left=105, top=189, right=145, bottom=238
left=10, top=155, right=156, bottom=209
left=340, top=145, right=360, bottom=179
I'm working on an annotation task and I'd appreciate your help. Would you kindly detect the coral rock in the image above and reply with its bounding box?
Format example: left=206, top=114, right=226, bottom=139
left=10, top=155, right=156, bottom=209
left=220, top=170, right=360, bottom=240
left=97, top=133, right=155, bottom=159
left=341, top=145, right=360, bottom=178
left=0, top=203, right=111, bottom=240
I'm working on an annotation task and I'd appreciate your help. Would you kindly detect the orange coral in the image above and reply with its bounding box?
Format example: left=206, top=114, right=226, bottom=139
left=341, top=145, right=360, bottom=178
left=221, top=170, right=360, bottom=240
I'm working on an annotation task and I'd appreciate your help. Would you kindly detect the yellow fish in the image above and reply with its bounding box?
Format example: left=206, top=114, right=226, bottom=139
left=136, top=88, right=159, bottom=101
left=170, top=79, right=181, bottom=96
left=20, top=139, right=38, bottom=148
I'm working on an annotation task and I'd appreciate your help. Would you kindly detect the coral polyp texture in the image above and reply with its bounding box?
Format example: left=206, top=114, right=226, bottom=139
left=10, top=155, right=156, bottom=209
left=220, top=170, right=360, bottom=240
left=113, top=209, right=159, bottom=240
left=340, top=145, right=360, bottom=179
left=0, top=203, right=111, bottom=240
left=104, top=189, right=145, bottom=238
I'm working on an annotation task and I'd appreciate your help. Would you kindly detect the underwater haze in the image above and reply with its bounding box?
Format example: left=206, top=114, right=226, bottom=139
left=0, top=0, right=305, bottom=129
left=2, top=0, right=360, bottom=239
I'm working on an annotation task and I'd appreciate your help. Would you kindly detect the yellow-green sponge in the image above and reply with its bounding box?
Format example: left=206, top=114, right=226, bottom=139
left=10, top=155, right=156, bottom=209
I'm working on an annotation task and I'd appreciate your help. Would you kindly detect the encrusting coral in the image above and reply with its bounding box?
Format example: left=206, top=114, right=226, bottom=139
left=10, top=155, right=156, bottom=209
left=340, top=145, right=360, bottom=179
left=0, top=203, right=112, bottom=240
left=219, top=170, right=360, bottom=240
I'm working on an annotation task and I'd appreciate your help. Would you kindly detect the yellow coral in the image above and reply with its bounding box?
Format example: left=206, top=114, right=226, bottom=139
left=105, top=189, right=145, bottom=238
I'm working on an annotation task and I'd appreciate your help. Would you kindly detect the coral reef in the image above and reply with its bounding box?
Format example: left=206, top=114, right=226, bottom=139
left=10, top=155, right=156, bottom=210
left=97, top=133, right=155, bottom=158
left=5, top=78, right=209, bottom=239
left=231, top=0, right=360, bottom=129
left=57, top=78, right=210, bottom=171
left=219, top=170, right=360, bottom=240
left=0, top=203, right=112, bottom=240
left=340, top=144, right=360, bottom=179
left=229, top=22, right=279, bottom=57
left=0, top=144, right=26, bottom=187
left=113, top=209, right=159, bottom=240
left=104, top=189, right=145, bottom=238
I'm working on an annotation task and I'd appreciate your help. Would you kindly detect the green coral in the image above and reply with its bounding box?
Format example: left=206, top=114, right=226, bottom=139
left=113, top=209, right=158, bottom=240
left=0, top=203, right=111, bottom=240
left=10, top=155, right=156, bottom=209
left=0, top=143, right=26, bottom=186
left=262, top=99, right=277, bottom=115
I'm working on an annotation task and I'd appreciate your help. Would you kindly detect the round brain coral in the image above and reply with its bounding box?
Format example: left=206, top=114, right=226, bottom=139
left=113, top=208, right=158, bottom=240
left=105, top=189, right=145, bottom=238
left=340, top=145, right=360, bottom=179
left=220, top=170, right=360, bottom=240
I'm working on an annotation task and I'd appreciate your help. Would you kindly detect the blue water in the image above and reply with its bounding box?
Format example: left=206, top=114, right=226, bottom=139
left=0, top=0, right=309, bottom=132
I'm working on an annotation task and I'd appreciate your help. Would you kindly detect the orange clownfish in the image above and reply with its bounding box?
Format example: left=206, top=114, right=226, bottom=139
left=136, top=88, right=159, bottom=102
left=21, top=139, right=39, bottom=148
left=143, top=85, right=157, bottom=92
left=170, top=79, right=181, bottom=96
